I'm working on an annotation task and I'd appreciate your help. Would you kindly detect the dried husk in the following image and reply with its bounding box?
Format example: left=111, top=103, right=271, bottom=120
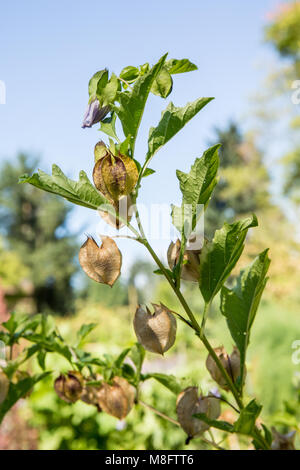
left=133, top=303, right=177, bottom=355
left=167, top=239, right=201, bottom=282
left=54, top=371, right=84, bottom=403
left=176, top=387, right=221, bottom=438
left=206, top=346, right=242, bottom=390
left=271, top=427, right=296, bottom=450
left=97, top=376, right=135, bottom=420
left=0, top=371, right=9, bottom=404
left=79, top=236, right=122, bottom=286
left=93, top=142, right=138, bottom=202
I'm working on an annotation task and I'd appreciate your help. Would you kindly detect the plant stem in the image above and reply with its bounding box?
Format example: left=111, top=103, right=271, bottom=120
left=139, top=400, right=180, bottom=426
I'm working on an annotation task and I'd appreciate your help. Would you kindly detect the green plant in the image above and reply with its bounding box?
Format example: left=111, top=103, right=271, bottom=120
left=0, top=54, right=297, bottom=450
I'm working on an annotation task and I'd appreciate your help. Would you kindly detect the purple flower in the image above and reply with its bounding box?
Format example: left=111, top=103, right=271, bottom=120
left=81, top=98, right=110, bottom=128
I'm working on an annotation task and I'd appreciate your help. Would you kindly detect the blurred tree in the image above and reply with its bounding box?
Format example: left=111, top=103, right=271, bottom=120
left=205, top=123, right=271, bottom=236
left=264, top=1, right=300, bottom=202
left=0, top=154, right=78, bottom=315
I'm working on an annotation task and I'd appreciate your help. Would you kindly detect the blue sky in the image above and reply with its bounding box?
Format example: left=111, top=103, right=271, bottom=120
left=0, top=0, right=284, bottom=268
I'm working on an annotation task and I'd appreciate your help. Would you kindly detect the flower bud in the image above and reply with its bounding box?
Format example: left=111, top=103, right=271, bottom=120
left=97, top=376, right=135, bottom=420
left=93, top=143, right=138, bottom=202
left=0, top=371, right=9, bottom=404
left=82, top=99, right=110, bottom=128
left=167, top=239, right=200, bottom=282
left=79, top=236, right=122, bottom=286
left=271, top=427, right=296, bottom=450
left=54, top=371, right=84, bottom=403
left=99, top=195, right=134, bottom=229
left=206, top=346, right=242, bottom=390
left=133, top=303, right=177, bottom=355
left=176, top=387, right=221, bottom=438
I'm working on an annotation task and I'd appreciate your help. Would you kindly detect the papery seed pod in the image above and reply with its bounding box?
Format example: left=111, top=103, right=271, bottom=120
left=98, top=195, right=134, bottom=229
left=0, top=371, right=9, bottom=404
left=206, top=346, right=242, bottom=391
left=54, top=371, right=84, bottom=403
left=93, top=143, right=138, bottom=202
left=97, top=376, right=135, bottom=420
left=133, top=303, right=177, bottom=355
left=271, top=427, right=296, bottom=450
left=82, top=99, right=110, bottom=128
left=167, top=239, right=201, bottom=282
left=176, top=387, right=221, bottom=439
left=79, top=236, right=122, bottom=286
left=81, top=385, right=102, bottom=411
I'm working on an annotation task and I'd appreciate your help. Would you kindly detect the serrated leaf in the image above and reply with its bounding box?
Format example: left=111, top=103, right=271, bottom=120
left=199, top=215, right=258, bottom=302
left=151, top=67, right=173, bottom=98
left=233, top=399, right=262, bottom=435
left=146, top=97, right=213, bottom=165
left=172, top=144, right=220, bottom=235
left=145, top=373, right=181, bottom=395
left=113, top=54, right=168, bottom=154
left=220, top=250, right=270, bottom=380
left=19, top=165, right=109, bottom=210
left=165, top=58, right=198, bottom=74
left=0, top=372, right=51, bottom=424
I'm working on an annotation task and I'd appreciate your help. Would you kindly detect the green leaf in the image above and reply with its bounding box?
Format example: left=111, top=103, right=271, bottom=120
left=165, top=58, right=198, bottom=74
left=172, top=144, right=220, bottom=235
left=199, top=215, right=258, bottom=303
left=142, top=168, right=155, bottom=177
left=115, top=347, right=131, bottom=368
left=19, top=165, right=109, bottom=210
left=151, top=67, right=173, bottom=98
left=0, top=372, right=50, bottom=424
left=220, top=250, right=270, bottom=376
left=97, top=73, right=120, bottom=107
left=88, top=69, right=108, bottom=99
left=193, top=413, right=235, bottom=433
left=130, top=343, right=145, bottom=380
left=233, top=399, right=262, bottom=435
left=76, top=323, right=98, bottom=345
left=146, top=97, right=213, bottom=165
left=144, top=373, right=181, bottom=395
left=113, top=54, right=168, bottom=154
left=119, top=66, right=140, bottom=83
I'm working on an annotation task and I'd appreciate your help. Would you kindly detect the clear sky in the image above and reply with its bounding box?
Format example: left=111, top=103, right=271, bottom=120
left=0, top=0, right=284, bottom=269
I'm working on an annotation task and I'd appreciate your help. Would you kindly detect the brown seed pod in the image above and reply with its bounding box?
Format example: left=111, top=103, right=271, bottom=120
left=98, top=195, right=134, bottom=229
left=93, top=142, right=138, bottom=202
left=79, top=236, right=122, bottom=286
left=54, top=371, right=84, bottom=403
left=206, top=346, right=242, bottom=390
left=97, top=376, right=135, bottom=420
left=176, top=387, right=221, bottom=438
left=271, top=427, right=296, bottom=450
left=167, top=239, right=201, bottom=282
left=133, top=303, right=177, bottom=355
left=0, top=371, right=9, bottom=404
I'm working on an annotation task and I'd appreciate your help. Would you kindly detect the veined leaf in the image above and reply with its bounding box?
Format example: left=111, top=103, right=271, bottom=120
left=113, top=54, right=168, bottom=153
left=165, top=58, right=198, bottom=74
left=233, top=399, right=262, bottom=435
left=19, top=165, right=108, bottom=210
left=220, top=249, right=270, bottom=379
left=99, top=113, right=120, bottom=141
left=151, top=67, right=173, bottom=98
left=144, top=372, right=182, bottom=395
left=199, top=215, right=258, bottom=302
left=193, top=413, right=234, bottom=433
left=172, top=144, right=220, bottom=235
left=146, top=97, right=213, bottom=165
